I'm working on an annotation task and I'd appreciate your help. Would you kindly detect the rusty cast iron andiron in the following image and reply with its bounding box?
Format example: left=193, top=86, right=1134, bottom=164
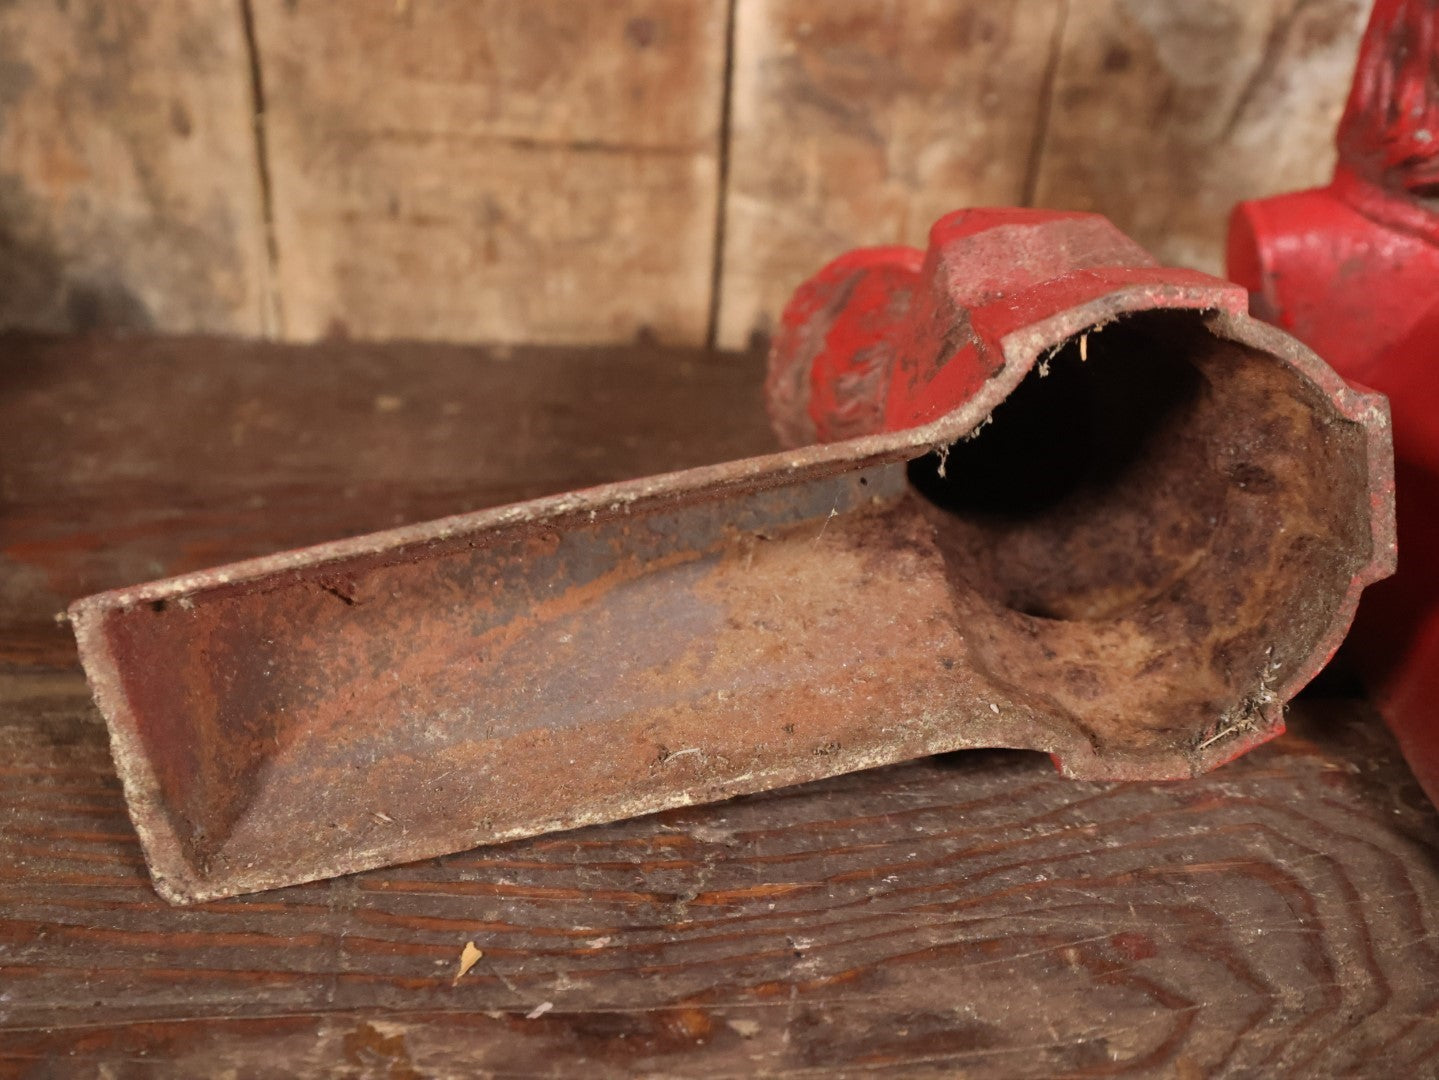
left=70, top=208, right=1395, bottom=903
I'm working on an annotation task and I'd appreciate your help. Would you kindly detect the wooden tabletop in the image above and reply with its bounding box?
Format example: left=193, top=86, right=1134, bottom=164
left=2, top=335, right=1437, bottom=1078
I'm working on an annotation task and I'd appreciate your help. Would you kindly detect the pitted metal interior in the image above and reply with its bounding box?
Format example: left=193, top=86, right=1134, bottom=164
left=69, top=210, right=1393, bottom=902
left=71, top=309, right=1383, bottom=904
left=909, top=309, right=1371, bottom=763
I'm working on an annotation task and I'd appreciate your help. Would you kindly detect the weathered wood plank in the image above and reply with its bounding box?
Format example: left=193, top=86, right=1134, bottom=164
left=2, top=332, right=1438, bottom=1076
left=716, top=0, right=1065, bottom=349
left=1032, top=0, right=1368, bottom=274
left=1, top=683, right=1436, bottom=1076
left=0, top=334, right=774, bottom=669
left=0, top=1, right=272, bottom=335
left=249, top=0, right=727, bottom=345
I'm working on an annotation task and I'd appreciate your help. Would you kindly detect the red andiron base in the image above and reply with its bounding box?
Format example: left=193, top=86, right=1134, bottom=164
left=69, top=208, right=1395, bottom=903
left=1227, top=0, right=1439, bottom=807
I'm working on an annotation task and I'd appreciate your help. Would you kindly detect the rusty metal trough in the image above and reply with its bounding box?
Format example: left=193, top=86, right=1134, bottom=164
left=69, top=209, right=1395, bottom=903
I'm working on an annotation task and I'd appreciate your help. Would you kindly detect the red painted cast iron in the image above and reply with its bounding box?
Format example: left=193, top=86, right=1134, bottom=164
left=71, top=208, right=1394, bottom=902
left=1228, top=0, right=1438, bottom=804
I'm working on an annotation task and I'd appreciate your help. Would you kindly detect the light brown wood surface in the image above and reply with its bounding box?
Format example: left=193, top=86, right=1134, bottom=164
left=1030, top=0, right=1368, bottom=275
left=2, top=335, right=1438, bottom=1077
left=0, top=1, right=272, bottom=335
left=715, top=0, right=1065, bottom=348
left=250, top=0, right=728, bottom=345
left=0, top=1, right=1372, bottom=345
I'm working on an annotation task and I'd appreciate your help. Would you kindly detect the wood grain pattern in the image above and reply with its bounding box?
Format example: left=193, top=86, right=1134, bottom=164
left=249, top=0, right=727, bottom=345
left=2, top=334, right=1437, bottom=1076
left=1, top=684, right=1436, bottom=1076
left=0, top=0, right=272, bottom=335
left=716, top=0, right=1065, bottom=349
left=0, top=334, right=774, bottom=669
left=1031, top=0, right=1368, bottom=274
left=0, top=2, right=1369, bottom=346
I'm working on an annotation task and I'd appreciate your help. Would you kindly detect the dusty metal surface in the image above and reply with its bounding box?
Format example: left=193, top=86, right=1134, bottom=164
left=70, top=209, right=1395, bottom=903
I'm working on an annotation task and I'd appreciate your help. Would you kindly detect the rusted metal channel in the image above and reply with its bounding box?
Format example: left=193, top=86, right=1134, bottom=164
left=70, top=209, right=1395, bottom=903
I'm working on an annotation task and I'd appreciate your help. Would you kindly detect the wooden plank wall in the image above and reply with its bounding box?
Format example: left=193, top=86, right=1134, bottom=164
left=0, top=0, right=1368, bottom=348
left=250, top=0, right=727, bottom=344
left=716, top=0, right=1065, bottom=347
left=0, top=2, right=272, bottom=335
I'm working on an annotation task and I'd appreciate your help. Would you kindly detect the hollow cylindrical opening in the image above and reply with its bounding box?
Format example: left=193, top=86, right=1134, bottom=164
left=907, top=309, right=1371, bottom=757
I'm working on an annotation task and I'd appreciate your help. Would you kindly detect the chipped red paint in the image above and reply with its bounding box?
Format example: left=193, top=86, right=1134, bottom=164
left=1228, top=0, right=1439, bottom=805
left=72, top=209, right=1394, bottom=903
